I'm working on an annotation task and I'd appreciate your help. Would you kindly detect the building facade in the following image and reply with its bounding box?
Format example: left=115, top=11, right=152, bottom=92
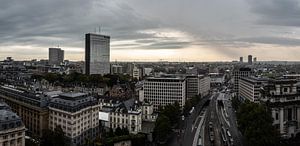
left=239, top=77, right=268, bottom=102
left=0, top=102, right=26, bottom=146
left=111, top=65, right=123, bottom=74
left=48, top=93, right=100, bottom=146
left=208, top=73, right=225, bottom=86
left=143, top=76, right=186, bottom=111
left=99, top=98, right=156, bottom=134
left=49, top=48, right=64, bottom=66
left=85, top=33, right=110, bottom=75
left=233, top=67, right=253, bottom=94
left=186, top=75, right=211, bottom=100
left=132, top=65, right=142, bottom=80
left=248, top=55, right=252, bottom=65
left=0, top=85, right=49, bottom=137
left=260, top=79, right=300, bottom=138
left=199, top=76, right=211, bottom=97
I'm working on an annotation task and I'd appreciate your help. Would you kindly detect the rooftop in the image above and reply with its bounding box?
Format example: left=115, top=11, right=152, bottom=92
left=60, top=92, right=87, bottom=98
left=0, top=102, right=23, bottom=131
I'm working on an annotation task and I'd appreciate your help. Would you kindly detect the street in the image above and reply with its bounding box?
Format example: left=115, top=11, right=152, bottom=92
left=168, top=89, right=243, bottom=146
left=203, top=91, right=244, bottom=146
left=167, top=94, right=210, bottom=146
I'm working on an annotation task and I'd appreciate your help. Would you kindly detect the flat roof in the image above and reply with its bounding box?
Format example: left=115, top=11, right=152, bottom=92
left=60, top=92, right=87, bottom=98
left=86, top=33, right=110, bottom=38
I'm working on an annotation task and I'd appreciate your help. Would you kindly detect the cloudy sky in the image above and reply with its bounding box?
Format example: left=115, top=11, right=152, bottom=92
left=1, top=0, right=300, bottom=61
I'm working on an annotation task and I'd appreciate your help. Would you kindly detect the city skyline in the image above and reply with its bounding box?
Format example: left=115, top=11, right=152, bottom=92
left=1, top=0, right=300, bottom=62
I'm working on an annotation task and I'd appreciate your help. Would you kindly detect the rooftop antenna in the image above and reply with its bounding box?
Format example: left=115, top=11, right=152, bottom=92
left=98, top=26, right=101, bottom=34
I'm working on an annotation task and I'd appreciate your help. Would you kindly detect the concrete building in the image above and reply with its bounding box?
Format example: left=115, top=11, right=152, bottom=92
left=0, top=85, right=49, bottom=137
left=85, top=33, right=110, bottom=75
left=0, top=102, right=26, bottom=146
left=186, top=66, right=198, bottom=75
left=132, top=65, right=142, bottom=80
left=49, top=48, right=64, bottom=66
left=283, top=74, right=300, bottom=81
left=186, top=75, right=199, bottom=100
left=111, top=64, right=123, bottom=74
left=260, top=79, right=300, bottom=138
left=233, top=67, right=253, bottom=94
left=239, top=76, right=268, bottom=102
left=253, top=57, right=257, bottom=63
left=239, top=57, right=243, bottom=63
left=208, top=73, right=225, bottom=86
left=143, top=75, right=186, bottom=111
left=48, top=93, right=100, bottom=146
left=199, top=76, right=211, bottom=97
left=143, top=68, right=153, bottom=77
left=248, top=55, right=252, bottom=65
left=186, top=75, right=210, bottom=100
left=99, top=98, right=156, bottom=134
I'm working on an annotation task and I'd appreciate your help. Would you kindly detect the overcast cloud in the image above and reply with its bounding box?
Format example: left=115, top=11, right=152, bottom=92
left=1, top=0, right=300, bottom=61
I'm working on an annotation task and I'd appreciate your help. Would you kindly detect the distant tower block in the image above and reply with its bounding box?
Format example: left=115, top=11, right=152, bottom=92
left=248, top=55, right=252, bottom=65
left=253, top=57, right=257, bottom=63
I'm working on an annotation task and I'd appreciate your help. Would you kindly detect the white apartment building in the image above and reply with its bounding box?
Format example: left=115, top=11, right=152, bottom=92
left=143, top=76, right=186, bottom=111
left=239, top=77, right=268, bottom=102
left=48, top=93, right=100, bottom=146
left=99, top=98, right=156, bottom=134
left=0, top=102, right=25, bottom=146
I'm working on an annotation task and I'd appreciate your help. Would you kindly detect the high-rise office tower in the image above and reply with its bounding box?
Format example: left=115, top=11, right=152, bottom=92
left=240, top=57, right=243, bottom=63
left=49, top=48, right=64, bottom=65
left=248, top=55, right=252, bottom=65
left=85, top=33, right=110, bottom=75
left=253, top=57, right=257, bottom=63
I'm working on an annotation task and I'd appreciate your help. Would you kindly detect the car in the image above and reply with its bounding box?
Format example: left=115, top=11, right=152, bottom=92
left=226, top=129, right=232, bottom=137
left=229, top=137, right=234, bottom=146
left=209, top=122, right=213, bottom=130
left=209, top=131, right=215, bottom=142
left=197, top=137, right=203, bottom=146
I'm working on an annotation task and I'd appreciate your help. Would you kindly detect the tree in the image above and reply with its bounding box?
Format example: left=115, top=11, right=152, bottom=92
left=107, top=128, right=115, bottom=138
left=190, top=95, right=200, bottom=106
left=40, top=129, right=55, bottom=146
left=153, top=115, right=172, bottom=143
left=53, top=126, right=68, bottom=146
left=237, top=102, right=280, bottom=146
left=161, top=102, right=181, bottom=127
left=231, top=96, right=241, bottom=110
left=25, top=138, right=38, bottom=146
left=121, top=127, right=129, bottom=135
left=115, top=127, right=123, bottom=136
left=40, top=126, right=69, bottom=146
left=183, top=100, right=192, bottom=116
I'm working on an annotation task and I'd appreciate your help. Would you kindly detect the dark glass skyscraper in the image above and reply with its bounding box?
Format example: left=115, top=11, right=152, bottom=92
left=85, top=33, right=110, bottom=75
